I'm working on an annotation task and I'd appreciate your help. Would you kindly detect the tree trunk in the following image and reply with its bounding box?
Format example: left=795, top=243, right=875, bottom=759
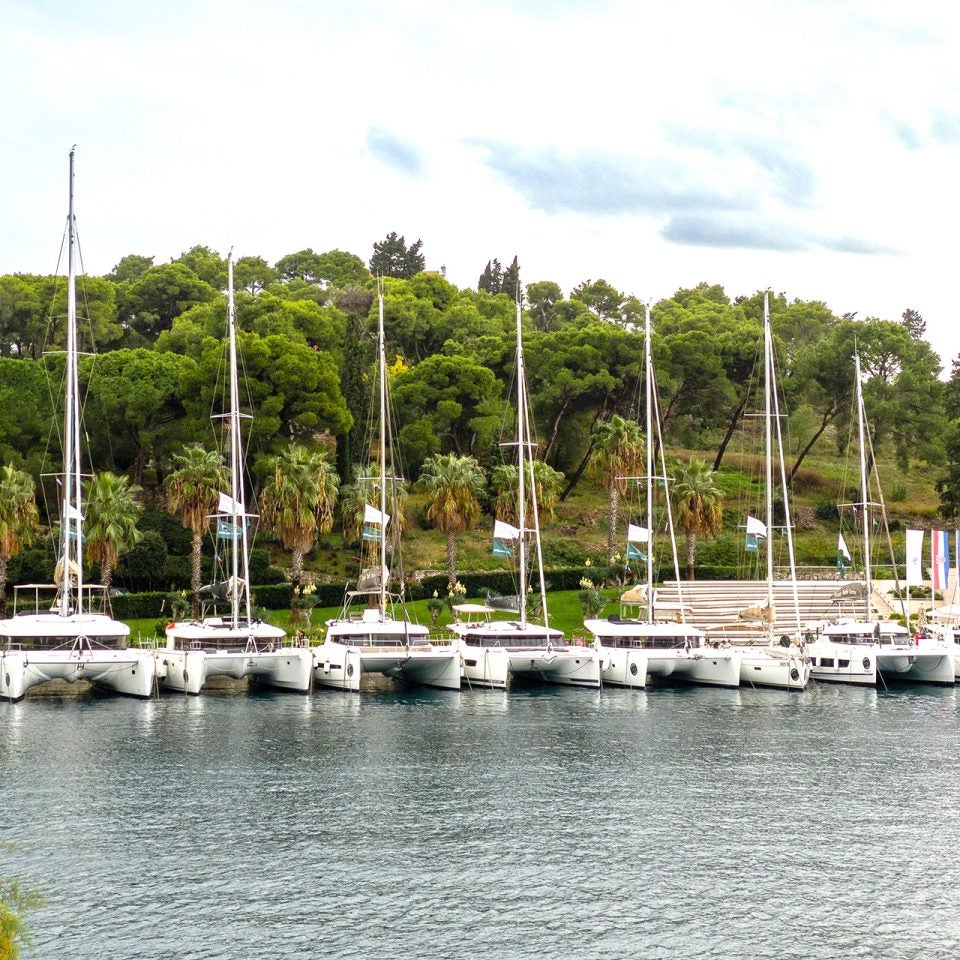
left=446, top=534, right=457, bottom=586
left=0, top=553, right=7, bottom=619
left=100, top=560, right=113, bottom=596
left=789, top=406, right=839, bottom=481
left=290, top=547, right=305, bottom=621
left=607, top=486, right=619, bottom=563
left=561, top=440, right=598, bottom=501
left=712, top=397, right=749, bottom=472
left=685, top=532, right=697, bottom=580
left=191, top=530, right=203, bottom=619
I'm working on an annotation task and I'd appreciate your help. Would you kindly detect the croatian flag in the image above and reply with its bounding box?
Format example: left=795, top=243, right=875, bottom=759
left=931, top=530, right=950, bottom=591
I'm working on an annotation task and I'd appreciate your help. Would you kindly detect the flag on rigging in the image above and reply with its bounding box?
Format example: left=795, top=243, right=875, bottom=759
left=492, top=519, right=520, bottom=557
left=746, top=516, right=767, bottom=539
left=626, top=524, right=649, bottom=562
left=837, top=533, right=851, bottom=563
left=905, top=528, right=924, bottom=585
left=931, top=529, right=950, bottom=591
left=362, top=503, right=390, bottom=542
left=218, top=492, right=242, bottom=515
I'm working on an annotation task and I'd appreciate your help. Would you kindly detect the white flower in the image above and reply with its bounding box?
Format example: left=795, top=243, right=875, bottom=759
left=585, top=558, right=592, bottom=567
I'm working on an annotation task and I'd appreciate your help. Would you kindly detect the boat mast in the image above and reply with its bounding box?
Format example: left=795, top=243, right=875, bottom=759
left=644, top=302, right=654, bottom=623
left=515, top=296, right=528, bottom=629
left=767, top=295, right=802, bottom=634
left=763, top=294, right=774, bottom=644
left=226, top=254, right=253, bottom=629
left=377, top=283, right=388, bottom=620
left=854, top=350, right=872, bottom=621
left=61, top=147, right=84, bottom=617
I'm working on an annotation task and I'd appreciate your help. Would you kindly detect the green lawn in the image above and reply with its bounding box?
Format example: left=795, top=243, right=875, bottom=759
left=124, top=588, right=617, bottom=646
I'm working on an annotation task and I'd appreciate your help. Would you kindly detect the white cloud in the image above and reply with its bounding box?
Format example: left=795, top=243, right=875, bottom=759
left=2, top=0, right=960, bottom=367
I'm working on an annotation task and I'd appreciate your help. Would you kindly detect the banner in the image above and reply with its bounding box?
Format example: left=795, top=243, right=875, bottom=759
left=493, top=519, right=520, bottom=541
left=905, top=528, right=924, bottom=585
left=362, top=523, right=382, bottom=542
left=837, top=533, right=851, bottom=563
left=363, top=503, right=390, bottom=528
left=492, top=539, right=513, bottom=558
left=626, top=542, right=647, bottom=562
left=931, top=530, right=950, bottom=591
left=746, top=515, right=767, bottom=538
left=745, top=533, right=759, bottom=553
left=217, top=519, right=240, bottom=539
left=627, top=524, right=650, bottom=544
left=218, top=491, right=242, bottom=514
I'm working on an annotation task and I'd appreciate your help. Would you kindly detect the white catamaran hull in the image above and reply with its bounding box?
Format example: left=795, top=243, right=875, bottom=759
left=736, top=648, right=810, bottom=690
left=0, top=647, right=155, bottom=701
left=505, top=647, right=601, bottom=688
left=458, top=645, right=510, bottom=690
left=159, top=647, right=312, bottom=694
left=643, top=650, right=741, bottom=687
left=598, top=649, right=649, bottom=689
left=313, top=640, right=461, bottom=692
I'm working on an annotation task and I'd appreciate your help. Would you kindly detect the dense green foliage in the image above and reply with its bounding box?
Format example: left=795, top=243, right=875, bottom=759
left=0, top=234, right=955, bottom=597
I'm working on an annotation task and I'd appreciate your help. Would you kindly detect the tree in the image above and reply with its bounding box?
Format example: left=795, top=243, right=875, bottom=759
left=672, top=459, right=724, bottom=580
left=233, top=256, right=278, bottom=294
left=84, top=472, right=143, bottom=591
left=589, top=416, right=644, bottom=562
left=165, top=446, right=226, bottom=616
left=116, top=262, right=219, bottom=342
left=107, top=254, right=154, bottom=284
left=525, top=281, right=563, bottom=332
left=0, top=843, right=45, bottom=960
left=901, top=307, right=926, bottom=342
left=490, top=460, right=564, bottom=525
left=369, top=232, right=425, bottom=279
left=0, top=465, right=38, bottom=618
left=173, top=245, right=227, bottom=290
left=478, top=259, right=503, bottom=294
left=571, top=278, right=625, bottom=322
left=259, top=444, right=339, bottom=616
left=418, top=453, right=485, bottom=583
left=275, top=249, right=326, bottom=284
left=501, top=256, right=521, bottom=303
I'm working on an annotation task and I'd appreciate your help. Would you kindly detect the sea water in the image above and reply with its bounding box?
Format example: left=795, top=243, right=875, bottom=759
left=3, top=682, right=960, bottom=959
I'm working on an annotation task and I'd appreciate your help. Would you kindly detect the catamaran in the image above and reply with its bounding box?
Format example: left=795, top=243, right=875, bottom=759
left=806, top=351, right=954, bottom=686
left=725, top=294, right=810, bottom=690
left=157, top=254, right=312, bottom=694
left=450, top=296, right=601, bottom=690
left=311, top=285, right=460, bottom=691
left=0, top=149, right=156, bottom=701
left=583, top=302, right=740, bottom=689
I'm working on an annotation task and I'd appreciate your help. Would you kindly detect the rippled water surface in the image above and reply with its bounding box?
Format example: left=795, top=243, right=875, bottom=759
left=3, top=683, right=960, bottom=959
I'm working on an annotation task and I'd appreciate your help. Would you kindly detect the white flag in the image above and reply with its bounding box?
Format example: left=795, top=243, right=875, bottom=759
left=64, top=501, right=84, bottom=521
left=363, top=503, right=391, bottom=527
left=493, top=519, right=520, bottom=541
left=627, top=524, right=650, bottom=543
left=218, top=492, right=242, bottom=514
left=837, top=533, right=851, bottom=562
left=746, top=515, right=767, bottom=538
left=905, top=528, right=924, bottom=585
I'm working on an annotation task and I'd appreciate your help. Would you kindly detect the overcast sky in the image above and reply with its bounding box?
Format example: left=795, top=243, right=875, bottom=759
left=3, top=0, right=958, bottom=368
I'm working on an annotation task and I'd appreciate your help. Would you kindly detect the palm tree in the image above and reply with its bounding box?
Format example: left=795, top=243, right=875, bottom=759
left=490, top=461, right=564, bottom=525
left=165, top=445, right=226, bottom=617
left=672, top=458, right=724, bottom=580
left=418, top=453, right=484, bottom=584
left=338, top=463, right=408, bottom=565
left=85, top=471, right=143, bottom=593
left=259, top=444, right=339, bottom=616
left=589, top=416, right=644, bottom=563
left=0, top=465, right=38, bottom=618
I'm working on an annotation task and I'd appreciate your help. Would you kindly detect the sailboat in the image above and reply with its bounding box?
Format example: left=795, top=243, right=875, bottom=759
left=449, top=297, right=601, bottom=690
left=806, top=350, right=954, bottom=686
left=583, top=302, right=740, bottom=688
left=157, top=254, right=313, bottom=694
left=311, top=285, right=460, bottom=691
left=726, top=294, right=810, bottom=690
left=0, top=148, right=156, bottom=701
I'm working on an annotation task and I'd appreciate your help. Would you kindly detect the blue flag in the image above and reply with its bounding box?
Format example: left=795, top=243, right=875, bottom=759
left=492, top=538, right=513, bottom=558
left=745, top=533, right=759, bottom=553
left=362, top=523, right=382, bottom=542
left=627, top=543, right=647, bottom=561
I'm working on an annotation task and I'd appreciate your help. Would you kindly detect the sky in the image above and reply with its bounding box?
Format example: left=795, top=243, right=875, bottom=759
left=2, top=0, right=959, bottom=370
